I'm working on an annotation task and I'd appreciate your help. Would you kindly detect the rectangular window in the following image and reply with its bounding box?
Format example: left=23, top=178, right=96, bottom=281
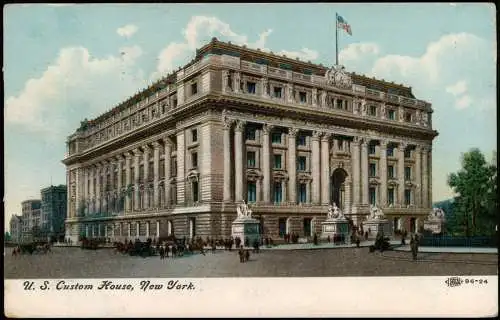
left=388, top=110, right=396, bottom=120
left=404, top=189, right=411, bottom=206
left=191, top=152, right=198, bottom=168
left=192, top=181, right=199, bottom=202
left=191, top=82, right=198, bottom=95
left=298, top=183, right=307, bottom=203
left=405, top=166, right=411, bottom=180
left=297, top=156, right=307, bottom=171
left=274, top=154, right=282, bottom=169
left=369, top=144, right=376, bottom=155
left=405, top=112, right=412, bottom=122
left=271, top=132, right=282, bottom=144
left=247, top=182, right=256, bottom=203
left=247, top=82, right=256, bottom=94
left=404, top=149, right=412, bottom=158
left=388, top=188, right=395, bottom=205
left=369, top=163, right=377, bottom=177
left=246, top=127, right=256, bottom=140
left=171, top=158, right=177, bottom=176
left=297, top=135, right=306, bottom=146
left=336, top=99, right=343, bottom=109
left=274, top=182, right=282, bottom=203
left=369, top=105, right=377, bottom=116
left=387, top=147, right=394, bottom=157
left=299, top=92, right=307, bottom=103
left=273, top=87, right=282, bottom=98
left=191, top=129, right=198, bottom=142
left=369, top=187, right=376, bottom=205
left=247, top=151, right=256, bottom=168
left=388, top=165, right=395, bottom=179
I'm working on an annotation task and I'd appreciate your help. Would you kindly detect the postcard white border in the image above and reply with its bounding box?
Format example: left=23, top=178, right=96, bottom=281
left=4, top=276, right=498, bottom=317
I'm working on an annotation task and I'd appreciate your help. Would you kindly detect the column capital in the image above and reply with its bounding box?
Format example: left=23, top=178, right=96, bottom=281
left=351, top=136, right=362, bottom=145
left=321, top=133, right=332, bottom=142
left=163, top=136, right=174, bottom=147
left=288, top=127, right=299, bottom=138
left=414, top=144, right=422, bottom=153
left=360, top=137, right=369, bottom=146
left=312, top=131, right=322, bottom=140
left=115, top=154, right=124, bottom=162
left=222, top=116, right=233, bottom=129
left=262, top=124, right=274, bottom=135
left=125, top=151, right=133, bottom=159
left=398, top=142, right=408, bottom=150
left=133, top=148, right=142, bottom=156
left=379, top=139, right=389, bottom=148
left=152, top=141, right=161, bottom=149
left=143, top=145, right=151, bottom=154
left=234, top=120, right=246, bottom=132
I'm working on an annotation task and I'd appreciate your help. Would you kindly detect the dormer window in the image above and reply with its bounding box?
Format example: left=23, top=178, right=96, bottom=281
left=336, top=99, right=343, bottom=109
left=369, top=105, right=377, bottom=116
left=405, top=112, right=412, bottom=122
left=299, top=92, right=307, bottom=103
left=273, top=87, right=282, bottom=98
left=191, top=82, right=198, bottom=95
left=388, top=109, right=396, bottom=120
left=247, top=82, right=256, bottom=94
left=246, top=127, right=256, bottom=141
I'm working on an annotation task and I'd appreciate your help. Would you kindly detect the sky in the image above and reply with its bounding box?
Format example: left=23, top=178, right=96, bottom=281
left=3, top=3, right=497, bottom=231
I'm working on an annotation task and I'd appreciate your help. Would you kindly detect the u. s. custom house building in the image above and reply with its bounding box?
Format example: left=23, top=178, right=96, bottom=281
left=63, top=38, right=438, bottom=243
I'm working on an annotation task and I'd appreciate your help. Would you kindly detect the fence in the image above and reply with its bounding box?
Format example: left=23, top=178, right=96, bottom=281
left=419, top=235, right=497, bottom=248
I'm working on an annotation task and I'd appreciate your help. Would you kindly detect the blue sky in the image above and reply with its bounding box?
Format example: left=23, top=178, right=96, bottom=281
left=4, top=3, right=496, bottom=230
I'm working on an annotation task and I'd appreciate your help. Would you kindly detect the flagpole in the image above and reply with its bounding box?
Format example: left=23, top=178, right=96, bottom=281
left=335, top=12, right=339, bottom=66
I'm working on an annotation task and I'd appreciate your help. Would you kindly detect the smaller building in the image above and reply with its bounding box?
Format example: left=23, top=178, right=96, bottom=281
left=9, top=215, right=23, bottom=244
left=41, top=185, right=68, bottom=241
left=21, top=199, right=42, bottom=242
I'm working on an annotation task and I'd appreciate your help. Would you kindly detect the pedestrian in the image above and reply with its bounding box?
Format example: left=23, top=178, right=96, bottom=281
left=327, top=235, right=330, bottom=243
left=159, top=245, right=165, bottom=260
left=410, top=235, right=417, bottom=260
left=245, top=249, right=250, bottom=262
left=238, top=246, right=244, bottom=263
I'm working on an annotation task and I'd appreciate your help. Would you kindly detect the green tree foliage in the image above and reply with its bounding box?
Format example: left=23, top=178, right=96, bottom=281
left=5, top=232, right=12, bottom=241
left=447, top=149, right=497, bottom=236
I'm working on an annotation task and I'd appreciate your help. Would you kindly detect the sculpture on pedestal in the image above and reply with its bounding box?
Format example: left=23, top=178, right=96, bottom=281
left=369, top=204, right=385, bottom=220
left=427, top=208, right=445, bottom=221
left=236, top=200, right=252, bottom=219
left=327, top=202, right=345, bottom=220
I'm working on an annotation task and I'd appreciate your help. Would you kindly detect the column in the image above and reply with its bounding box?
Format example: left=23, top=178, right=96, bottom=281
left=398, top=142, right=407, bottom=207
left=146, top=221, right=150, bottom=238
left=128, top=223, right=131, bottom=238
left=156, top=221, right=160, bottom=238
left=89, top=166, right=95, bottom=213
left=84, top=168, right=89, bottom=215
left=288, top=128, right=298, bottom=204
left=136, top=222, right=140, bottom=238
left=282, top=180, right=287, bottom=203
left=125, top=152, right=132, bottom=211
left=234, top=120, right=245, bottom=202
left=109, top=161, right=115, bottom=212
left=379, top=140, right=388, bottom=207
left=95, top=165, right=101, bottom=213
left=101, top=162, right=108, bottom=213
left=104, top=224, right=108, bottom=238
left=223, top=118, right=232, bottom=202
left=344, top=177, right=352, bottom=213
left=143, top=145, right=150, bottom=209
left=164, top=138, right=172, bottom=206
left=153, top=142, right=161, bottom=208
left=414, top=145, right=422, bottom=207
left=134, top=148, right=141, bottom=211
left=176, top=132, right=185, bottom=204
left=321, top=133, right=331, bottom=205
left=361, top=139, right=369, bottom=205
left=422, top=146, right=429, bottom=208
left=428, top=148, right=433, bottom=208
left=311, top=131, right=321, bottom=204
left=351, top=137, right=361, bottom=206
left=262, top=124, right=273, bottom=203
left=116, top=156, right=123, bottom=212
left=307, top=181, right=312, bottom=203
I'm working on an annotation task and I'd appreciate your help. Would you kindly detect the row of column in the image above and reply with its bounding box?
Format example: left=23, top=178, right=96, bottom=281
left=79, top=137, right=174, bottom=215
left=83, top=220, right=166, bottom=238
left=222, top=119, right=431, bottom=208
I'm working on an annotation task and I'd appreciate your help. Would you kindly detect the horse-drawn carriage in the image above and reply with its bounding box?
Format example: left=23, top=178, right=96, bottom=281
left=16, top=241, right=51, bottom=255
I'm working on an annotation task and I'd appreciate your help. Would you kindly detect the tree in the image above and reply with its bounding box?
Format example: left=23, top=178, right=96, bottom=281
left=447, top=149, right=497, bottom=236
left=5, top=232, right=12, bottom=242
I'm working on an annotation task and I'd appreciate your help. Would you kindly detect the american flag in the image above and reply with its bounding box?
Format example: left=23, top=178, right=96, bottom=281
left=337, top=15, right=352, bottom=36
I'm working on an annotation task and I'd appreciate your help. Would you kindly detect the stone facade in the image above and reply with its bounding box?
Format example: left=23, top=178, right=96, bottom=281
left=62, top=38, right=438, bottom=243
left=41, top=185, right=67, bottom=240
left=9, top=215, right=23, bottom=244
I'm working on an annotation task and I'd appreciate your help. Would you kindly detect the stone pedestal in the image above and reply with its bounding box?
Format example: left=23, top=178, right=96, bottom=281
left=232, top=217, right=261, bottom=246
left=424, top=220, right=445, bottom=234
left=364, top=219, right=391, bottom=239
left=321, top=218, right=350, bottom=241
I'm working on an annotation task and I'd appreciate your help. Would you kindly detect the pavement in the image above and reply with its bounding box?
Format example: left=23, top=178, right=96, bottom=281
left=51, top=240, right=498, bottom=254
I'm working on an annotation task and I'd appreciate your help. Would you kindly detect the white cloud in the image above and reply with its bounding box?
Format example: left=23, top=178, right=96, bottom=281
left=117, top=24, right=138, bottom=38
left=5, top=45, right=144, bottom=138
left=339, top=43, right=380, bottom=62
left=154, top=16, right=319, bottom=78
left=446, top=80, right=467, bottom=96
left=455, top=95, right=472, bottom=109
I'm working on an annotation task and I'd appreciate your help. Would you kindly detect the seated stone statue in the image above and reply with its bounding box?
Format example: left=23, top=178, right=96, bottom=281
left=369, top=204, right=384, bottom=220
